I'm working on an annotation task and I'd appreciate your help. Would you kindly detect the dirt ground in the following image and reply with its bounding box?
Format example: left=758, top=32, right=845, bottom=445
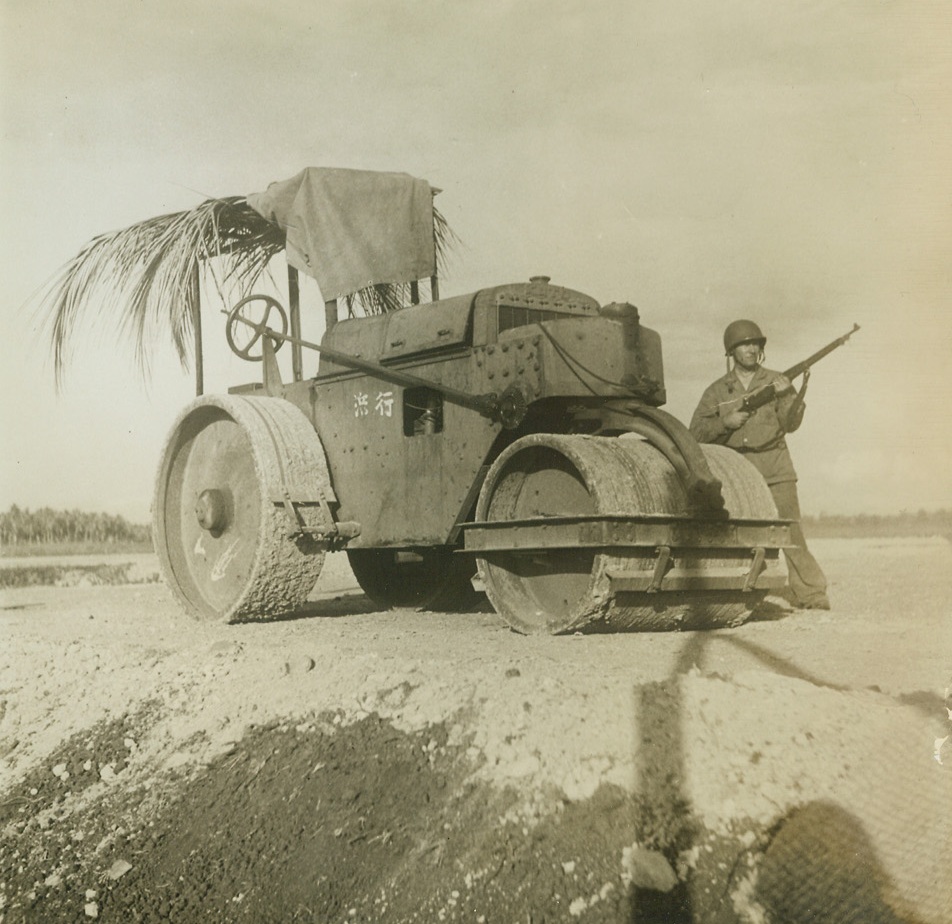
left=1, top=537, right=950, bottom=923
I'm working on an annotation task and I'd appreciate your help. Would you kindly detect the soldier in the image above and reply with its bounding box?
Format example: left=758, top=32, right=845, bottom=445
left=690, top=320, right=830, bottom=610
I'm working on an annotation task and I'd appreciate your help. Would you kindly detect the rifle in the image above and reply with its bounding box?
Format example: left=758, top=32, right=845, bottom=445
left=738, top=323, right=860, bottom=412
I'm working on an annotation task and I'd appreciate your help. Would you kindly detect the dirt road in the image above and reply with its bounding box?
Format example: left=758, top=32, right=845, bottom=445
left=1, top=537, right=950, bottom=923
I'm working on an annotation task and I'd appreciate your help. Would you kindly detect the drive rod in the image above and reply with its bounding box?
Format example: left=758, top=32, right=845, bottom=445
left=229, top=311, right=526, bottom=427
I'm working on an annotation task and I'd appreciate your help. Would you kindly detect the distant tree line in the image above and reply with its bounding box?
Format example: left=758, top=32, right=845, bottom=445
left=1, top=504, right=948, bottom=548
left=0, top=505, right=151, bottom=547
left=802, top=509, right=952, bottom=539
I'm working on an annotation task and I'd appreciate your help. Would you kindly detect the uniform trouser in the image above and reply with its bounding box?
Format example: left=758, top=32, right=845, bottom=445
left=769, top=480, right=829, bottom=605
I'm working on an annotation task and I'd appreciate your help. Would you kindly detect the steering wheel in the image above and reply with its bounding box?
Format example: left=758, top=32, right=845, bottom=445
left=226, top=295, right=289, bottom=362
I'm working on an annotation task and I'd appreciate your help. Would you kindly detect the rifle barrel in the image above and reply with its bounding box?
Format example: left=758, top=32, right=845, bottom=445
left=783, top=323, right=860, bottom=380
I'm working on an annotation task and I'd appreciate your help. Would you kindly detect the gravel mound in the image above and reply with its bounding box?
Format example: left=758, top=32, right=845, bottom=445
left=1, top=539, right=949, bottom=922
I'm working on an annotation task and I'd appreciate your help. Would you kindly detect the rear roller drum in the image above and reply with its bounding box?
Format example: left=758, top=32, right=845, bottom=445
left=347, top=546, right=482, bottom=611
left=475, top=434, right=781, bottom=634
left=154, top=395, right=333, bottom=622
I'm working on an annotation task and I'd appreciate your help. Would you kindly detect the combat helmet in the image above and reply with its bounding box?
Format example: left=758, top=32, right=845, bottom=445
left=723, top=319, right=766, bottom=355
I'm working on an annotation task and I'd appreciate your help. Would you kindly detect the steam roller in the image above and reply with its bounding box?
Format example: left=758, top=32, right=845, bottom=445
left=44, top=165, right=792, bottom=634
left=151, top=275, right=790, bottom=633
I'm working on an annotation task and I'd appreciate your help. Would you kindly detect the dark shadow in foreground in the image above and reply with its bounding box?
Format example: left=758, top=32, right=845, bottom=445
left=756, top=801, right=923, bottom=924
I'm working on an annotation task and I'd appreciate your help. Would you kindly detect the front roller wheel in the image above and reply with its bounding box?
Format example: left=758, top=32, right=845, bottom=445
left=475, top=435, right=781, bottom=634
left=153, top=395, right=333, bottom=622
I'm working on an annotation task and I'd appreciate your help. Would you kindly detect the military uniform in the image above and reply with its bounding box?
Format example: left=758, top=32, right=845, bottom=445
left=689, top=364, right=829, bottom=608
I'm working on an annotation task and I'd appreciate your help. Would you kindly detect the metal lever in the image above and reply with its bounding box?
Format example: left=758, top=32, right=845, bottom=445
left=647, top=546, right=673, bottom=593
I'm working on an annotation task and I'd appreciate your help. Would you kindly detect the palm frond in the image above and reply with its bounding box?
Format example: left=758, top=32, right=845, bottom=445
left=433, top=206, right=458, bottom=278
left=43, top=197, right=285, bottom=386
left=41, top=194, right=457, bottom=385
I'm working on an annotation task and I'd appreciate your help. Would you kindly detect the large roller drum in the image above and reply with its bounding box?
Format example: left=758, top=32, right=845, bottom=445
left=153, top=395, right=332, bottom=622
left=474, top=434, right=783, bottom=634
left=347, top=546, right=482, bottom=611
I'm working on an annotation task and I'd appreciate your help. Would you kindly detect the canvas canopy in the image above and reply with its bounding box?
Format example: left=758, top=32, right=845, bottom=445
left=247, top=167, right=437, bottom=301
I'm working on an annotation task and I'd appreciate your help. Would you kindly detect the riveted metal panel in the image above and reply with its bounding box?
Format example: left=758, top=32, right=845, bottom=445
left=316, top=314, right=389, bottom=376
left=379, top=293, right=474, bottom=360
left=309, top=356, right=501, bottom=547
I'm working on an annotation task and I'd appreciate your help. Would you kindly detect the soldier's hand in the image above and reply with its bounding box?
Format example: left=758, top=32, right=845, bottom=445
left=773, top=375, right=794, bottom=395
left=723, top=409, right=750, bottom=430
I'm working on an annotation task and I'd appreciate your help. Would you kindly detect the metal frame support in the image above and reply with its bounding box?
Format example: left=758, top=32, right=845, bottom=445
left=430, top=186, right=440, bottom=302
left=647, top=546, right=673, bottom=593
left=743, top=547, right=767, bottom=591
left=273, top=490, right=361, bottom=547
left=261, top=335, right=284, bottom=396
left=190, top=263, right=203, bottom=396
left=325, top=298, right=338, bottom=333
left=288, top=265, right=303, bottom=381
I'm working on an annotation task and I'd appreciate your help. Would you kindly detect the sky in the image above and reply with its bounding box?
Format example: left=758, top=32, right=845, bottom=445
left=1, top=0, right=950, bottom=522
